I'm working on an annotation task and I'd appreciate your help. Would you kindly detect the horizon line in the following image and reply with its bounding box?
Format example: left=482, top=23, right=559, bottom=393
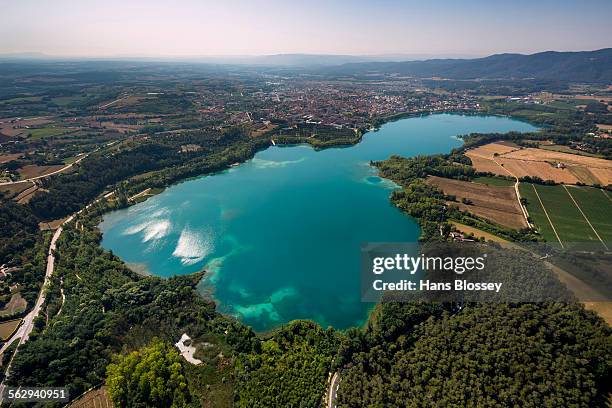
left=0, top=47, right=610, bottom=61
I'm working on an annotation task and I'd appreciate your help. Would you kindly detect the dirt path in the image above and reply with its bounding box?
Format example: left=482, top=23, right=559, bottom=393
left=56, top=278, right=66, bottom=317
left=488, top=156, right=533, bottom=228
left=129, top=188, right=151, bottom=202
left=98, top=95, right=129, bottom=109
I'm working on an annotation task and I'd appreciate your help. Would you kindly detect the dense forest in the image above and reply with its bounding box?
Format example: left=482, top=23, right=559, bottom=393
left=106, top=339, right=193, bottom=408
left=235, top=321, right=340, bottom=407
left=0, top=200, right=40, bottom=264
left=337, top=302, right=611, bottom=407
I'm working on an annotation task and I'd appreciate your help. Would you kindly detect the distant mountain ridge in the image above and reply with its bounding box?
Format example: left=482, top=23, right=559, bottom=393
left=0, top=49, right=610, bottom=81
left=0, top=52, right=478, bottom=66
left=324, top=48, right=612, bottom=82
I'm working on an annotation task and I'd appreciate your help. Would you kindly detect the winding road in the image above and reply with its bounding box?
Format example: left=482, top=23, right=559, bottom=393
left=0, top=189, right=115, bottom=402
left=0, top=216, right=71, bottom=401
left=0, top=152, right=90, bottom=186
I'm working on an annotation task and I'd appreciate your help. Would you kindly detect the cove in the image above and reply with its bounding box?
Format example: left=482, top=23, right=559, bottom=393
left=99, top=114, right=537, bottom=331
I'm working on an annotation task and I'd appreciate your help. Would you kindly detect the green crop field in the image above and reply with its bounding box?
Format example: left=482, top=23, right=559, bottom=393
left=520, top=183, right=611, bottom=249
left=52, top=95, right=87, bottom=107
left=473, top=176, right=515, bottom=187
left=566, top=186, right=612, bottom=244
left=28, top=127, right=71, bottom=139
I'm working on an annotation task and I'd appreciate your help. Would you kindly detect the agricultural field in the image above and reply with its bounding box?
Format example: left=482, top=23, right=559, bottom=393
left=0, top=293, right=27, bottom=317
left=426, top=175, right=527, bottom=229
left=27, top=126, right=74, bottom=139
left=0, top=153, right=23, bottom=164
left=0, top=318, right=21, bottom=341
left=51, top=95, right=88, bottom=107
left=68, top=386, right=113, bottom=408
left=467, top=142, right=612, bottom=185
left=519, top=183, right=612, bottom=249
left=0, top=96, right=44, bottom=105
left=450, top=221, right=510, bottom=243
left=0, top=116, right=54, bottom=138
left=472, top=176, right=515, bottom=187
left=0, top=181, right=34, bottom=199
left=596, top=123, right=612, bottom=132
left=18, top=164, right=65, bottom=179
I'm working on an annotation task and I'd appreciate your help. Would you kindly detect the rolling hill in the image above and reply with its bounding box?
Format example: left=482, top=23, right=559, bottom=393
left=324, top=48, right=612, bottom=82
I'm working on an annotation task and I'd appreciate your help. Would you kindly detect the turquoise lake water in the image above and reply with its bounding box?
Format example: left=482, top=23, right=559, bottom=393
left=99, top=114, right=537, bottom=331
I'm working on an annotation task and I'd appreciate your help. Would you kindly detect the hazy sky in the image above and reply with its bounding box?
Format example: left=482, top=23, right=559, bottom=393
left=1, top=0, right=611, bottom=57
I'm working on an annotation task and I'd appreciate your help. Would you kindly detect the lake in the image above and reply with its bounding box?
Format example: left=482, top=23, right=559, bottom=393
left=100, top=113, right=537, bottom=331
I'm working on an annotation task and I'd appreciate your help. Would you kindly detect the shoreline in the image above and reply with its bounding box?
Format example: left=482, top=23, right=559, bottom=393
left=95, top=111, right=541, bottom=335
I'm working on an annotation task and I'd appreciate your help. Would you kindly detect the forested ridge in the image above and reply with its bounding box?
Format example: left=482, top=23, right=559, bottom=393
left=325, top=48, right=612, bottom=83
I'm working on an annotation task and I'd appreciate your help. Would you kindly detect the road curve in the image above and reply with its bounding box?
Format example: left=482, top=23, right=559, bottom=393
left=326, top=372, right=340, bottom=408
left=0, top=152, right=91, bottom=186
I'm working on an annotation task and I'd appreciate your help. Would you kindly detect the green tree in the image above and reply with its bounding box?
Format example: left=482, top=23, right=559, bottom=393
left=106, top=339, right=191, bottom=408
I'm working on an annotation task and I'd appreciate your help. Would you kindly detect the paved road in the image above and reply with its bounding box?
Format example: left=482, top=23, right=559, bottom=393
left=327, top=372, right=340, bottom=408
left=0, top=189, right=115, bottom=365
left=0, top=189, right=117, bottom=400
left=0, top=216, right=72, bottom=402
left=0, top=153, right=89, bottom=186
left=98, top=95, right=129, bottom=109
left=0, top=221, right=69, bottom=356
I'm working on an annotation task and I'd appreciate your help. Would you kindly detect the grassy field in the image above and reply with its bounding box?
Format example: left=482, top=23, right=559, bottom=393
left=0, top=96, right=43, bottom=105
left=52, top=95, right=87, bottom=107
left=28, top=127, right=71, bottom=139
left=520, top=183, right=611, bottom=249
left=538, top=143, right=604, bottom=158
left=472, top=176, right=515, bottom=187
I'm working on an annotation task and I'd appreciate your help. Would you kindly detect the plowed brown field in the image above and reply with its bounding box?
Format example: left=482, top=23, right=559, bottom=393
left=426, top=175, right=527, bottom=229
left=466, top=142, right=612, bottom=185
